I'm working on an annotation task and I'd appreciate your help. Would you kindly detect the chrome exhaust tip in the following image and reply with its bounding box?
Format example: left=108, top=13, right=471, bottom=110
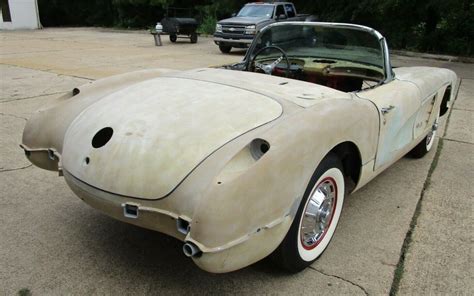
left=183, top=242, right=202, bottom=258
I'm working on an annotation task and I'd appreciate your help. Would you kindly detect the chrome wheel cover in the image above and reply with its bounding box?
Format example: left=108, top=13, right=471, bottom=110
left=300, top=177, right=338, bottom=250
left=426, top=116, right=439, bottom=150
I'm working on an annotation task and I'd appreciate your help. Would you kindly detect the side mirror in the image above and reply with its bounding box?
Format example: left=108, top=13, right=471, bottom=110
left=277, top=14, right=287, bottom=20
left=231, top=13, right=237, bottom=17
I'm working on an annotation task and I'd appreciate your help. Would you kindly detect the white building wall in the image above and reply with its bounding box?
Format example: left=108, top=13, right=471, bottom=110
left=1, top=0, right=41, bottom=30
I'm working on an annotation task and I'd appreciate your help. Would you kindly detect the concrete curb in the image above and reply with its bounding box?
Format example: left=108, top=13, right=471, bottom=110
left=391, top=50, right=474, bottom=64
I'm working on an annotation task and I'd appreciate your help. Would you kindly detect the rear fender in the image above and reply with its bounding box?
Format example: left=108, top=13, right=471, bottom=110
left=186, top=97, right=378, bottom=272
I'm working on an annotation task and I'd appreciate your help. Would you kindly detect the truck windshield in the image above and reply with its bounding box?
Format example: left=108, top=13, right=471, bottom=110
left=238, top=5, right=274, bottom=18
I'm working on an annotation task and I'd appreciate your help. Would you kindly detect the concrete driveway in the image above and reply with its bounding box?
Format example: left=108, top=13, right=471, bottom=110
left=1, top=28, right=472, bottom=295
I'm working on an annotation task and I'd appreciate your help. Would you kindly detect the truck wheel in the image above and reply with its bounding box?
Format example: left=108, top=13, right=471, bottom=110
left=170, top=34, right=177, bottom=43
left=219, top=45, right=232, bottom=54
left=190, top=33, right=198, bottom=44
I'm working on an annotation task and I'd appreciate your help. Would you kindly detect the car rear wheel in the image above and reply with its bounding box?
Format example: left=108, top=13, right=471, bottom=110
left=170, top=34, right=177, bottom=43
left=410, top=112, right=440, bottom=158
left=219, top=45, right=232, bottom=54
left=272, top=153, right=345, bottom=272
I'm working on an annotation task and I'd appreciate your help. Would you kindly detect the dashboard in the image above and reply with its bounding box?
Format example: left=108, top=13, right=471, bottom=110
left=264, top=57, right=385, bottom=92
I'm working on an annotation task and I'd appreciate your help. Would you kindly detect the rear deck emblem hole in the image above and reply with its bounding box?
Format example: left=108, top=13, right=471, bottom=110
left=84, top=157, right=90, bottom=165
left=92, top=127, right=113, bottom=148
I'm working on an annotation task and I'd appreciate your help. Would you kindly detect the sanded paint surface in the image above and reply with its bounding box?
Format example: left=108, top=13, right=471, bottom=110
left=172, top=68, right=352, bottom=108
left=394, top=67, right=457, bottom=99
left=358, top=78, right=421, bottom=169
left=358, top=67, right=457, bottom=170
left=62, top=77, right=283, bottom=199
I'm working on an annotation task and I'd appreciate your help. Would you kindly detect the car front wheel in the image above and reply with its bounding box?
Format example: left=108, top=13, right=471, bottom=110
left=410, top=112, right=440, bottom=158
left=272, top=153, right=345, bottom=272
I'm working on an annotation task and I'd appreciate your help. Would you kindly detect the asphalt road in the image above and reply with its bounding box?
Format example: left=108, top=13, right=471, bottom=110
left=1, top=28, right=472, bottom=295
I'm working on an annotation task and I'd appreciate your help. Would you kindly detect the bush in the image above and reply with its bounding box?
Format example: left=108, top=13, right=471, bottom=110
left=196, top=4, right=218, bottom=35
left=198, top=14, right=217, bottom=35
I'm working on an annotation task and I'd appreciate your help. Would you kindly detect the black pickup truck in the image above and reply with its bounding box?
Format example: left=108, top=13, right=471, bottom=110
left=214, top=1, right=313, bottom=53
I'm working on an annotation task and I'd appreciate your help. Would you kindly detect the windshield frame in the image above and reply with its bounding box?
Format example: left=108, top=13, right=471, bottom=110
left=244, top=22, right=394, bottom=84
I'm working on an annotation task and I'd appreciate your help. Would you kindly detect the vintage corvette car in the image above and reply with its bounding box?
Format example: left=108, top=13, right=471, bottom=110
left=21, top=22, right=457, bottom=273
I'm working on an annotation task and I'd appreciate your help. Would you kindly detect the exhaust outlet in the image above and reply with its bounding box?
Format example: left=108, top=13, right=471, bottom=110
left=183, top=242, right=202, bottom=258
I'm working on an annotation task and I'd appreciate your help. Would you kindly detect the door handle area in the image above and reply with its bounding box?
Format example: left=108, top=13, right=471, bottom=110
left=381, top=105, right=395, bottom=115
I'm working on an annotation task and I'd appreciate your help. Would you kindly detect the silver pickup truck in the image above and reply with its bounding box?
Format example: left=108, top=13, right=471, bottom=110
left=214, top=1, right=313, bottom=53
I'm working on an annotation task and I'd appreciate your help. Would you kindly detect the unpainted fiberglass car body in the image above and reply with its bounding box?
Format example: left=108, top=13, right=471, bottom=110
left=21, top=22, right=457, bottom=273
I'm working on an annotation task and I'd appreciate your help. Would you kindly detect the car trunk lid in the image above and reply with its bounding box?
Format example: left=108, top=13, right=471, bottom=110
left=62, top=77, right=282, bottom=200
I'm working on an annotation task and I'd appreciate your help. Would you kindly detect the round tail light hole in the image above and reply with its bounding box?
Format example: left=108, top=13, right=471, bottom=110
left=92, top=127, right=113, bottom=148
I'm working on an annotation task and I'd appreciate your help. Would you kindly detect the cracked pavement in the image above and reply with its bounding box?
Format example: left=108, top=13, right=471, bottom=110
left=309, top=267, right=369, bottom=295
left=0, top=28, right=472, bottom=295
left=396, top=79, right=474, bottom=295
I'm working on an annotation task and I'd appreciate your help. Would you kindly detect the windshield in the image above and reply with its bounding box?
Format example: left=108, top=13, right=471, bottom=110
left=238, top=5, right=274, bottom=18
left=252, top=24, right=385, bottom=70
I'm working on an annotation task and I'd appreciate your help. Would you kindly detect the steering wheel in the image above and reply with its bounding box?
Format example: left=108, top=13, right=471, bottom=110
left=249, top=46, right=290, bottom=77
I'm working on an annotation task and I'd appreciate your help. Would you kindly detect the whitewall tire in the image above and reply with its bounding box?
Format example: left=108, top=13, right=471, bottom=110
left=272, top=153, right=345, bottom=272
left=297, top=168, right=345, bottom=262
left=410, top=112, right=440, bottom=158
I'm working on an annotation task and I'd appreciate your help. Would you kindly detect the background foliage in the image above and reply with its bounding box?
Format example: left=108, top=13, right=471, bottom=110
left=38, top=0, right=473, bottom=56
